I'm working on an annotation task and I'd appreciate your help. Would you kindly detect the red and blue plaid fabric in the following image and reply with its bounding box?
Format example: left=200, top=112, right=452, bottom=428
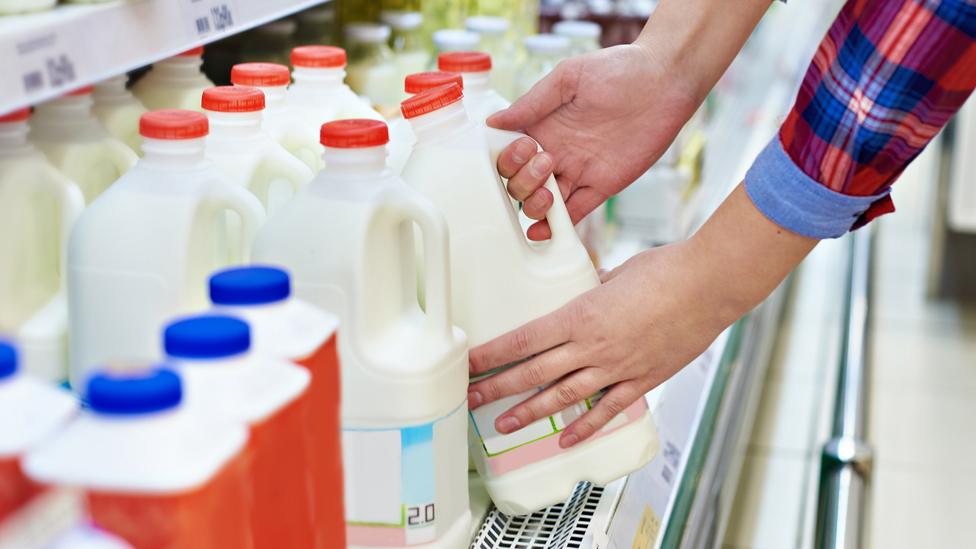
left=780, top=0, right=976, bottom=228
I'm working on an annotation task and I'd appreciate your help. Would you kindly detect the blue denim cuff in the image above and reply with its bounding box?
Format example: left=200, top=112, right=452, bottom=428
left=744, top=137, right=889, bottom=239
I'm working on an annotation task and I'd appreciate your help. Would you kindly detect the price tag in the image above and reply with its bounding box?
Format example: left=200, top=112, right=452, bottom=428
left=12, top=31, right=80, bottom=96
left=182, top=0, right=239, bottom=38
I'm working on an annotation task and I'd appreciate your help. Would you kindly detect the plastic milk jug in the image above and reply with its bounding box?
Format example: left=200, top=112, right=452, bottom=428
left=209, top=266, right=344, bottom=549
left=465, top=16, right=518, bottom=100
left=387, top=71, right=463, bottom=175
left=381, top=11, right=431, bottom=101
left=344, top=24, right=401, bottom=116
left=203, top=86, right=312, bottom=213
left=288, top=45, right=384, bottom=130
left=164, top=315, right=315, bottom=549
left=430, top=29, right=479, bottom=69
left=230, top=62, right=324, bottom=172
left=29, top=87, right=138, bottom=204
left=400, top=84, right=658, bottom=515
left=438, top=51, right=510, bottom=123
left=0, top=109, right=85, bottom=381
left=92, top=75, right=149, bottom=154
left=67, top=110, right=264, bottom=390
left=0, top=342, right=77, bottom=522
left=132, top=46, right=215, bottom=111
left=25, top=367, right=253, bottom=549
left=553, top=20, right=603, bottom=56
left=253, top=119, right=471, bottom=549
left=514, top=34, right=571, bottom=99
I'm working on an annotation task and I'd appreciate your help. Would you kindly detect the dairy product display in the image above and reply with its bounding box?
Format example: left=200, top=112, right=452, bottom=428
left=387, top=71, right=464, bottom=175
left=29, top=87, right=138, bottom=204
left=344, top=23, right=401, bottom=116
left=553, top=20, right=603, bottom=55
left=382, top=11, right=432, bottom=102
left=438, top=51, right=511, bottom=123
left=68, top=109, right=264, bottom=389
left=131, top=47, right=215, bottom=111
left=25, top=367, right=252, bottom=549
left=164, top=315, right=314, bottom=549
left=400, top=84, right=658, bottom=515
left=514, top=34, right=571, bottom=98
left=465, top=16, right=518, bottom=100
left=253, top=119, right=471, bottom=548
left=92, top=75, right=148, bottom=155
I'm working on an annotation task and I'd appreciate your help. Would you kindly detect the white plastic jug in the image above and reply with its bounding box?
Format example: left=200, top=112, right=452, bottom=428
left=24, top=367, right=253, bottom=549
left=0, top=109, right=85, bottom=382
left=0, top=342, right=77, bottom=522
left=400, top=84, right=658, bottom=515
left=208, top=266, right=344, bottom=549
left=253, top=119, right=471, bottom=549
left=231, top=62, right=324, bottom=172
left=92, top=75, right=148, bottom=154
left=381, top=11, right=431, bottom=102
left=387, top=71, right=464, bottom=175
left=514, top=34, right=571, bottom=99
left=429, top=29, right=479, bottom=69
left=203, top=86, right=312, bottom=213
left=287, top=45, right=384, bottom=127
left=465, top=16, right=518, bottom=100
left=131, top=46, right=215, bottom=112
left=67, top=110, right=265, bottom=390
left=553, top=20, right=603, bottom=56
left=344, top=23, right=401, bottom=116
left=29, top=87, right=138, bottom=204
left=438, top=51, right=511, bottom=123
left=163, top=315, right=315, bottom=549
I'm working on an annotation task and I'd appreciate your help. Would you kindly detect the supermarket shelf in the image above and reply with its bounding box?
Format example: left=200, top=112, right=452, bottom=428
left=0, top=0, right=331, bottom=113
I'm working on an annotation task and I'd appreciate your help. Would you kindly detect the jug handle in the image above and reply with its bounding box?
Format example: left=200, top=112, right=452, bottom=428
left=373, top=188, right=453, bottom=341
left=201, top=183, right=266, bottom=263
left=50, top=176, right=85, bottom=292
left=485, top=128, right=579, bottom=256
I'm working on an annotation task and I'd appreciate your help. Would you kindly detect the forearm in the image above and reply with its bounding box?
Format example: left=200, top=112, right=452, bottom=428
left=636, top=0, right=772, bottom=105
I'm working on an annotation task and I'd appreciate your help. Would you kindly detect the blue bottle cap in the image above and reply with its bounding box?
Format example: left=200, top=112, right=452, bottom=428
left=87, top=367, right=182, bottom=415
left=209, top=266, right=291, bottom=306
left=0, top=341, right=17, bottom=380
left=164, top=315, right=251, bottom=360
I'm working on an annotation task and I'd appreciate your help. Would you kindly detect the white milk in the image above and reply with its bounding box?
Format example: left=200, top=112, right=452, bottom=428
left=24, top=367, right=253, bottom=548
left=253, top=119, right=470, bottom=549
left=0, top=109, right=85, bottom=382
left=465, top=16, right=518, bottom=100
left=131, top=47, right=215, bottom=112
left=0, top=0, right=54, bottom=14
left=514, top=34, right=571, bottom=99
left=438, top=51, right=510, bottom=123
left=401, top=85, right=659, bottom=515
left=0, top=342, right=78, bottom=523
left=92, top=75, right=148, bottom=155
left=29, top=87, right=138, bottom=204
left=67, top=110, right=264, bottom=390
left=387, top=71, right=464, bottom=175
left=344, top=23, right=401, bottom=116
left=231, top=62, right=323, bottom=172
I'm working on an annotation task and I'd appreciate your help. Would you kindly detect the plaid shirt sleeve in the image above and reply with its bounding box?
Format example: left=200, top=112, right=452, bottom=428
left=745, top=0, right=976, bottom=238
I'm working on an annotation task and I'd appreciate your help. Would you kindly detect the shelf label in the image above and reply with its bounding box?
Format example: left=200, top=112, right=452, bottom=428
left=12, top=32, right=79, bottom=96
left=182, top=0, right=239, bottom=38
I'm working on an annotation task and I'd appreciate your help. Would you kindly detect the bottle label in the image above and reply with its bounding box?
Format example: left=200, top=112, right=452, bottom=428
left=343, top=402, right=466, bottom=546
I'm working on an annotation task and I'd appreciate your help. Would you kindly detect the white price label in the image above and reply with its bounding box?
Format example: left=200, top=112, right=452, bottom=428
left=182, top=0, right=238, bottom=37
left=14, top=32, right=78, bottom=95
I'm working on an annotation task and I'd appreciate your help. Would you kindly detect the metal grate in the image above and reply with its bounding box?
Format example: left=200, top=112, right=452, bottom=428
left=471, top=482, right=604, bottom=549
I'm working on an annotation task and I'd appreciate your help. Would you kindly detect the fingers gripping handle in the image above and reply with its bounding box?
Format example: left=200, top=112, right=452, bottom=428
left=203, top=184, right=266, bottom=263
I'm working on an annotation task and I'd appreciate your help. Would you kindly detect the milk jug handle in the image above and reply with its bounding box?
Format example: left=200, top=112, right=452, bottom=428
left=201, top=184, right=266, bottom=262
left=51, top=180, right=85, bottom=290
left=485, top=128, right=578, bottom=252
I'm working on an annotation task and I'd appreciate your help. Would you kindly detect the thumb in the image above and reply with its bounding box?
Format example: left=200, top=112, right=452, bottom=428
left=487, top=66, right=568, bottom=131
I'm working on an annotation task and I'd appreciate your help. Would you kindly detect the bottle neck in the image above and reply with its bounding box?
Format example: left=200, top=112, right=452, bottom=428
left=407, top=101, right=471, bottom=144
left=291, top=66, right=347, bottom=90
left=33, top=95, right=96, bottom=125
left=461, top=71, right=492, bottom=94
left=93, top=75, right=132, bottom=103
left=205, top=110, right=263, bottom=140
left=322, top=145, right=388, bottom=176
left=142, top=136, right=207, bottom=166
left=256, top=85, right=287, bottom=110
left=153, top=56, right=205, bottom=82
left=0, top=121, right=31, bottom=154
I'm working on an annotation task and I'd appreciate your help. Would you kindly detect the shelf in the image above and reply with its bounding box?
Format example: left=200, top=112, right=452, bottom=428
left=0, top=0, right=331, bottom=113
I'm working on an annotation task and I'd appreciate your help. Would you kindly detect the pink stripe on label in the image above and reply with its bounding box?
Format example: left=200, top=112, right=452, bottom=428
left=346, top=524, right=407, bottom=546
left=485, top=399, right=650, bottom=475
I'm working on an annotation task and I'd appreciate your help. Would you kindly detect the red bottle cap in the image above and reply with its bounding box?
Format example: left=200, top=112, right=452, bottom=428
left=231, top=63, right=291, bottom=87
left=405, top=71, right=464, bottom=95
left=320, top=119, right=389, bottom=148
left=438, top=51, right=492, bottom=73
left=400, top=83, right=464, bottom=120
left=0, top=108, right=31, bottom=122
left=179, top=46, right=204, bottom=57
left=291, top=45, right=347, bottom=68
left=140, top=109, right=209, bottom=140
left=202, top=86, right=265, bottom=112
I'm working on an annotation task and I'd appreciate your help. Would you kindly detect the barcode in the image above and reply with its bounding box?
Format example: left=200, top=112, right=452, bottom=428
left=210, top=4, right=233, bottom=31
left=195, top=16, right=210, bottom=34
left=22, top=70, right=43, bottom=92
left=45, top=54, right=75, bottom=87
left=662, top=441, right=681, bottom=469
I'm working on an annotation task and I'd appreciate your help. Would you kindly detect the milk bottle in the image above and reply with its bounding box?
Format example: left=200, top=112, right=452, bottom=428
left=438, top=51, right=510, bottom=123
left=92, top=75, right=148, bottom=154
left=387, top=71, right=464, bottom=175
left=0, top=341, right=77, bottom=522
left=553, top=20, right=603, bottom=56
left=0, top=108, right=85, bottom=382
left=430, top=29, right=480, bottom=69
left=230, top=62, right=323, bottom=172
left=381, top=11, right=431, bottom=102
left=163, top=315, right=314, bottom=549
left=132, top=46, right=215, bottom=111
left=209, top=266, right=343, bottom=549
left=202, top=85, right=313, bottom=262
left=400, top=84, right=658, bottom=515
left=29, top=87, right=137, bottom=204
left=253, top=119, right=471, bottom=549
left=465, top=16, right=518, bottom=100
left=514, top=34, right=571, bottom=98
left=24, top=367, right=253, bottom=549
left=344, top=24, right=401, bottom=117
left=68, top=109, right=264, bottom=389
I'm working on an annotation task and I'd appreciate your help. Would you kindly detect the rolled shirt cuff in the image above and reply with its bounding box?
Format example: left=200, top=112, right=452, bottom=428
left=744, top=137, right=890, bottom=239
